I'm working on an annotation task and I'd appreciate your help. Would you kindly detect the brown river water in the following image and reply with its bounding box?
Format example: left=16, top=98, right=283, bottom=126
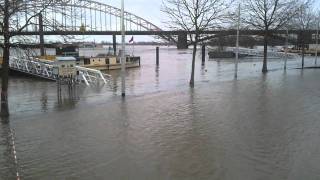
left=0, top=46, right=320, bottom=179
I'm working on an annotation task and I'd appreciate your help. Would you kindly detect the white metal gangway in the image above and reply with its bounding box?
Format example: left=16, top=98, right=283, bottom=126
left=76, top=66, right=111, bottom=86
left=226, top=47, right=299, bottom=59
left=8, top=56, right=111, bottom=86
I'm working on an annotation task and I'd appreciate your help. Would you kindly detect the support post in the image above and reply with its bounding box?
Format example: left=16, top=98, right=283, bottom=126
left=39, top=13, right=45, bottom=56
left=156, top=47, right=159, bottom=66
left=177, top=33, right=188, bottom=49
left=315, top=20, right=319, bottom=66
left=201, top=45, right=205, bottom=65
left=121, top=0, right=126, bottom=97
left=113, top=34, right=117, bottom=56
left=235, top=3, right=240, bottom=78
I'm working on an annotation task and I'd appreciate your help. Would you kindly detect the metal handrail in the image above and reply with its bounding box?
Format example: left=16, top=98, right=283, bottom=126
left=8, top=56, right=111, bottom=86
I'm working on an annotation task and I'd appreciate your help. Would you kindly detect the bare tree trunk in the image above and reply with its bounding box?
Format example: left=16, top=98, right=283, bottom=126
left=190, top=43, right=197, bottom=87
left=1, top=43, right=10, bottom=117
left=262, top=30, right=268, bottom=73
left=1, top=0, right=10, bottom=117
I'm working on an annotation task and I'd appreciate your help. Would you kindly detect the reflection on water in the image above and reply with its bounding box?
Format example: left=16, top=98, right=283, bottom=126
left=0, top=120, right=16, bottom=179
left=1, top=46, right=320, bottom=179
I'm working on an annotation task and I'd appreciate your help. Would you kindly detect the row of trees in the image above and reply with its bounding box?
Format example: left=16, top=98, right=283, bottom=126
left=162, top=0, right=319, bottom=84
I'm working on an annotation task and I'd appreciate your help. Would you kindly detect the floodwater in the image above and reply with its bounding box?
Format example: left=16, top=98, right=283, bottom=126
left=1, top=46, right=320, bottom=179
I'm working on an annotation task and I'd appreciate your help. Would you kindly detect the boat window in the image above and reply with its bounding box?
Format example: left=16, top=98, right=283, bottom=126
left=84, top=59, right=90, bottom=64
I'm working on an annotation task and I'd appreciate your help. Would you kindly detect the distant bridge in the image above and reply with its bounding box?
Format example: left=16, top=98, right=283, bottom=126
left=8, top=29, right=318, bottom=49
left=4, top=0, right=318, bottom=50
left=10, top=30, right=318, bottom=36
left=5, top=0, right=174, bottom=53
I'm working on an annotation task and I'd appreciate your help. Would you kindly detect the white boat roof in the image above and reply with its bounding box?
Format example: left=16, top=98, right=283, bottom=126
left=56, top=56, right=76, bottom=61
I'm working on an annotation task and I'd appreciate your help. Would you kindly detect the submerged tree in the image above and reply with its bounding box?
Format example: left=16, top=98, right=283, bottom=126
left=0, top=0, right=75, bottom=117
left=242, top=0, right=308, bottom=73
left=162, top=0, right=231, bottom=86
left=289, top=2, right=316, bottom=68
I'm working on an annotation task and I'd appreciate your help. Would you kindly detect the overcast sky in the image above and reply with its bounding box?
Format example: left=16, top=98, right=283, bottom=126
left=104, top=0, right=164, bottom=28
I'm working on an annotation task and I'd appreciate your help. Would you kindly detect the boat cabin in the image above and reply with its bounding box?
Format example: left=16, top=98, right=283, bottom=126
left=82, top=53, right=140, bottom=70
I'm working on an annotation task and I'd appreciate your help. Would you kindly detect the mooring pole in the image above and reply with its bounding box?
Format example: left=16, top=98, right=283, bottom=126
left=201, top=45, right=205, bottom=65
left=284, top=29, right=288, bottom=70
left=156, top=47, right=159, bottom=66
left=235, top=3, right=240, bottom=78
left=121, top=0, right=126, bottom=97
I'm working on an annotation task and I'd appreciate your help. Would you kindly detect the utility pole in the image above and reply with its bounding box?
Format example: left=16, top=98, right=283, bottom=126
left=235, top=3, right=240, bottom=78
left=121, top=0, right=126, bottom=97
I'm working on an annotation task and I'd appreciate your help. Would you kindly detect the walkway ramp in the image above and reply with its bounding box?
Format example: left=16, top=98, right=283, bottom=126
left=226, top=47, right=299, bottom=59
left=8, top=56, right=111, bottom=86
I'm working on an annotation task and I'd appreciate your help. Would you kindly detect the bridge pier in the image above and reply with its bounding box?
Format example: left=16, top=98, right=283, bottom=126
left=39, top=13, right=45, bottom=56
left=177, top=33, right=188, bottom=49
left=113, top=34, right=117, bottom=55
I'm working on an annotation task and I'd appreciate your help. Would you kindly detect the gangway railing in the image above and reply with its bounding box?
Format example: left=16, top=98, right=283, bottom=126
left=9, top=56, right=57, bottom=80
left=226, top=47, right=299, bottom=59
left=8, top=56, right=111, bottom=86
left=76, top=66, right=111, bottom=86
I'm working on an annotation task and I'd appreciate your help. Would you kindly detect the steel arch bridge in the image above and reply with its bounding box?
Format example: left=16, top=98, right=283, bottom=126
left=11, top=0, right=173, bottom=41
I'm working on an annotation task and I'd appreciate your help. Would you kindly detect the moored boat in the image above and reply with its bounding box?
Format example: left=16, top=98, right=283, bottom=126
left=81, top=53, right=140, bottom=70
